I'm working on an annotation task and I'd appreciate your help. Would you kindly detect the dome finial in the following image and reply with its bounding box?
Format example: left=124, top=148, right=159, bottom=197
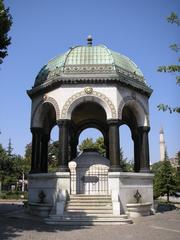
left=87, top=35, right=92, bottom=46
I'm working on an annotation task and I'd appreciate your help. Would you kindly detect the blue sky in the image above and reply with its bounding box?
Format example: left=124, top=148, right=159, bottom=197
left=0, top=0, right=179, bottom=163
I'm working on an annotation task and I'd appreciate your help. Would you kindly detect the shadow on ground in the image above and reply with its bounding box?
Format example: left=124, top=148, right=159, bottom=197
left=0, top=203, right=90, bottom=240
left=156, top=202, right=177, bottom=213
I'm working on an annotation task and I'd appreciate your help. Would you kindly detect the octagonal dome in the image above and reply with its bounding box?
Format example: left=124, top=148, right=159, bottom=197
left=34, top=42, right=145, bottom=87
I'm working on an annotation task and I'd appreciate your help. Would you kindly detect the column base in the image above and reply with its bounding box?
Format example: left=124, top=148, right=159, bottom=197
left=29, top=169, right=42, bottom=174
left=109, top=165, right=122, bottom=172
left=58, top=166, right=69, bottom=172
left=139, top=168, right=150, bottom=173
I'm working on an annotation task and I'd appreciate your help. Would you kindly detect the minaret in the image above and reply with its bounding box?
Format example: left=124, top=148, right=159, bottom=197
left=159, top=128, right=165, bottom=161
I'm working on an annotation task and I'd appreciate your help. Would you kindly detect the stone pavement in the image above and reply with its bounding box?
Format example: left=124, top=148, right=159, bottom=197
left=0, top=201, right=180, bottom=240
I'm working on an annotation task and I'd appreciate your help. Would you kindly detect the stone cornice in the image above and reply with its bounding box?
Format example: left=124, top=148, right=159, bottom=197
left=27, top=76, right=153, bottom=99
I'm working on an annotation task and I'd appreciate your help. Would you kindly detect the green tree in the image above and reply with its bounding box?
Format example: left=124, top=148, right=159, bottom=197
left=48, top=140, right=59, bottom=172
left=24, top=143, right=31, bottom=163
left=176, top=151, right=180, bottom=166
left=175, top=151, right=180, bottom=192
left=0, top=141, right=32, bottom=190
left=0, top=143, right=21, bottom=188
left=7, top=138, right=13, bottom=156
left=94, top=137, right=106, bottom=156
left=0, top=0, right=12, bottom=64
left=48, top=140, right=59, bottom=166
left=157, top=12, right=180, bottom=113
left=152, top=152, right=177, bottom=202
left=79, top=138, right=96, bottom=152
left=0, top=143, right=9, bottom=185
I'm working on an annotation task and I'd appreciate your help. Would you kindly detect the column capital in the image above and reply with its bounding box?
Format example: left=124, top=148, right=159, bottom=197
left=138, top=126, right=150, bottom=133
left=30, top=127, right=43, bottom=134
left=57, top=119, right=71, bottom=127
left=107, top=119, right=121, bottom=126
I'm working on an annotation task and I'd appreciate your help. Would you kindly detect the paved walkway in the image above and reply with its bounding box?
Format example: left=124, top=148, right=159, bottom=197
left=0, top=202, right=180, bottom=240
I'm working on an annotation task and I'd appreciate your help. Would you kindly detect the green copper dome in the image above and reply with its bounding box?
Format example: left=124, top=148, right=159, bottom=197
left=34, top=42, right=145, bottom=87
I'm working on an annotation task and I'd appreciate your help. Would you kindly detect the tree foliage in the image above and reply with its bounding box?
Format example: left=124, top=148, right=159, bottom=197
left=0, top=0, right=12, bottom=64
left=48, top=141, right=59, bottom=171
left=0, top=142, right=31, bottom=190
left=79, top=138, right=95, bottom=152
left=152, top=152, right=177, bottom=202
left=79, top=137, right=106, bottom=156
left=157, top=12, right=180, bottom=113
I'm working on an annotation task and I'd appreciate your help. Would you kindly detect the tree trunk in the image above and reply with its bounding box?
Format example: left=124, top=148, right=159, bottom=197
left=167, top=189, right=170, bottom=203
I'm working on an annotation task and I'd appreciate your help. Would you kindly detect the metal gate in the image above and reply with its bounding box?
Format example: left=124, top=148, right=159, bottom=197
left=69, top=163, right=109, bottom=195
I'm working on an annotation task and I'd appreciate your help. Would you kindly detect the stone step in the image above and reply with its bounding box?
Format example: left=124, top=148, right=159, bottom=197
left=46, top=217, right=133, bottom=225
left=67, top=200, right=112, bottom=204
left=69, top=195, right=111, bottom=200
left=66, top=205, right=112, bottom=210
left=66, top=209, right=112, bottom=214
left=67, top=202, right=112, bottom=206
left=70, top=194, right=111, bottom=197
left=68, top=198, right=112, bottom=202
left=63, top=213, right=129, bottom=219
left=68, top=199, right=112, bottom=202
left=46, top=194, right=133, bottom=225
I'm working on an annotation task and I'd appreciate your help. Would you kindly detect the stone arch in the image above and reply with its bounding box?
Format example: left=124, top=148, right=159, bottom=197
left=118, top=96, right=149, bottom=126
left=61, top=90, right=117, bottom=119
left=31, top=96, right=60, bottom=127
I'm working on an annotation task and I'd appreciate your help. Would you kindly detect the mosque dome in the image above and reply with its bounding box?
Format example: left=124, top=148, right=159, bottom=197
left=34, top=36, right=145, bottom=88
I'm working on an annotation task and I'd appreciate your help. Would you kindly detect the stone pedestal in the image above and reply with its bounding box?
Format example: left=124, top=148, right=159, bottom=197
left=108, top=172, right=154, bottom=214
left=28, top=202, right=52, bottom=217
left=28, top=172, right=70, bottom=216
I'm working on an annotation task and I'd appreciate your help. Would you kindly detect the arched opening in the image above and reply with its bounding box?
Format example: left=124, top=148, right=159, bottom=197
left=119, top=103, right=150, bottom=173
left=71, top=101, right=107, bottom=125
left=48, top=125, right=59, bottom=172
left=78, top=128, right=105, bottom=156
left=120, top=125, right=134, bottom=171
left=70, top=101, right=108, bottom=159
left=41, top=102, right=57, bottom=133
left=121, top=105, right=139, bottom=172
left=72, top=127, right=109, bottom=195
left=67, top=101, right=110, bottom=194
left=30, top=102, right=57, bottom=173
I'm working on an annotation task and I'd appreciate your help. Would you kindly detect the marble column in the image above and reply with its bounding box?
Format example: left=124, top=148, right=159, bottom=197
left=40, top=133, right=50, bottom=173
left=138, top=126, right=150, bottom=173
left=105, top=132, right=109, bottom=159
left=107, top=120, right=121, bottom=171
left=70, top=138, right=78, bottom=160
left=132, top=133, right=140, bottom=172
left=30, top=127, right=43, bottom=173
left=57, top=120, right=71, bottom=171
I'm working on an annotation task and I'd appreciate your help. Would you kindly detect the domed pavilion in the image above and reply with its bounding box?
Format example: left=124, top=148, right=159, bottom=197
left=27, top=36, right=154, bottom=222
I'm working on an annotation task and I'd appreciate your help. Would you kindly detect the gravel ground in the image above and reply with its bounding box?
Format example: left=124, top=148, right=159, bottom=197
left=0, top=202, right=180, bottom=240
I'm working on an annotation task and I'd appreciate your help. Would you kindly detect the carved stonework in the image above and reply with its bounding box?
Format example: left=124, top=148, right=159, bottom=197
left=131, top=91, right=136, bottom=100
left=43, top=96, right=60, bottom=120
left=116, top=66, right=145, bottom=83
left=32, top=96, right=60, bottom=125
left=61, top=90, right=117, bottom=119
left=118, top=95, right=149, bottom=126
left=63, top=64, right=115, bottom=74
left=84, top=86, right=93, bottom=94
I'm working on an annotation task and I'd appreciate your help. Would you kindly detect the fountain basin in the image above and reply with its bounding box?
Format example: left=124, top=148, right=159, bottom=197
left=28, top=202, right=52, bottom=217
left=126, top=202, right=152, bottom=218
